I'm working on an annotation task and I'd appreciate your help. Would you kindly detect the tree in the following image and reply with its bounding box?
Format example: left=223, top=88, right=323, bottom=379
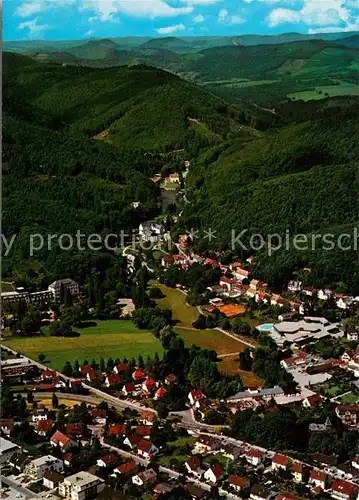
left=52, top=393, right=59, bottom=409
left=38, top=353, right=46, bottom=363
left=192, top=314, right=206, bottom=329
left=62, top=361, right=73, bottom=377
left=239, top=348, right=253, bottom=371
left=99, top=358, right=105, bottom=372
left=138, top=355, right=145, bottom=369
left=27, top=390, right=34, bottom=404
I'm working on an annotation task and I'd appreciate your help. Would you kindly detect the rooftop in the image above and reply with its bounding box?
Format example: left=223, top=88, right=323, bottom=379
left=64, top=471, right=104, bottom=488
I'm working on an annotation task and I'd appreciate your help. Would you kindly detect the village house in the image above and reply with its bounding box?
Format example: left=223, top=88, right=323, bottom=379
left=341, top=350, right=354, bottom=364
left=48, top=278, right=80, bottom=301
left=302, top=394, right=323, bottom=408
left=32, top=408, right=49, bottom=422
left=122, top=382, right=137, bottom=396
left=204, top=463, right=224, bottom=484
left=132, top=469, right=157, bottom=487
left=335, top=405, right=359, bottom=427
left=204, top=257, right=221, bottom=268
left=309, top=470, right=327, bottom=490
left=222, top=444, right=242, bottom=460
left=348, top=353, right=359, bottom=377
left=65, top=423, right=83, bottom=437
left=185, top=456, right=204, bottom=479
left=288, top=281, right=302, bottom=292
left=0, top=418, right=13, bottom=436
left=331, top=479, right=358, bottom=500
left=165, top=374, right=177, bottom=385
left=132, top=368, right=145, bottom=381
left=91, top=408, right=107, bottom=425
left=43, top=470, right=64, bottom=490
left=139, top=410, right=156, bottom=426
left=302, top=286, right=317, bottom=297
left=26, top=455, right=64, bottom=480
left=291, top=461, right=304, bottom=483
left=97, top=452, right=119, bottom=468
left=318, top=288, right=333, bottom=301
left=154, top=387, right=167, bottom=400
left=123, top=434, right=141, bottom=450
left=50, top=431, right=76, bottom=451
left=153, top=483, right=173, bottom=495
left=135, top=425, right=152, bottom=439
left=227, top=475, right=250, bottom=492
left=69, top=379, right=83, bottom=390
left=186, top=483, right=206, bottom=499
left=141, top=377, right=158, bottom=393
left=137, top=439, right=159, bottom=459
left=193, top=434, right=221, bottom=454
left=336, top=295, right=354, bottom=310
left=113, top=461, right=137, bottom=477
left=113, top=363, right=130, bottom=375
left=346, top=326, right=359, bottom=342
left=108, top=424, right=126, bottom=438
left=188, top=390, right=206, bottom=407
left=105, top=373, right=121, bottom=387
left=58, top=471, right=104, bottom=500
left=250, top=484, right=270, bottom=500
left=272, top=453, right=290, bottom=471
left=246, top=448, right=264, bottom=466
left=280, top=351, right=307, bottom=369
left=86, top=370, right=103, bottom=384
left=219, top=276, right=236, bottom=291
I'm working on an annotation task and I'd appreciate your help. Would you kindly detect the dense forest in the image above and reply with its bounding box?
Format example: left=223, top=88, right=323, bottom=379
left=3, top=51, right=359, bottom=294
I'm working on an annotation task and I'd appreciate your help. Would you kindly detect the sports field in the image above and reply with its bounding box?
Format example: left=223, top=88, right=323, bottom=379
left=3, top=320, right=163, bottom=371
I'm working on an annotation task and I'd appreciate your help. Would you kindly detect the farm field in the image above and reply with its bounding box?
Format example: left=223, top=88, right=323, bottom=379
left=3, top=319, right=163, bottom=371
left=176, top=327, right=247, bottom=356
left=287, top=82, right=359, bottom=101
left=219, top=354, right=263, bottom=388
left=155, top=283, right=199, bottom=328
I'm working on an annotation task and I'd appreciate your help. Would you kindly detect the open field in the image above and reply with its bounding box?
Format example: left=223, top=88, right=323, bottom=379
left=3, top=320, right=163, bottom=371
left=219, top=354, right=263, bottom=387
left=176, top=327, right=247, bottom=356
left=287, top=82, right=359, bottom=101
left=156, top=283, right=199, bottom=328
left=339, top=392, right=359, bottom=404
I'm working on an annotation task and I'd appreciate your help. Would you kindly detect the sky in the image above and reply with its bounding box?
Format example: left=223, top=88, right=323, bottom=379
left=4, top=0, right=359, bottom=41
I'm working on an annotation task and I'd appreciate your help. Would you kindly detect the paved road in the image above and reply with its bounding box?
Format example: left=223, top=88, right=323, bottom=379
left=0, top=474, right=38, bottom=499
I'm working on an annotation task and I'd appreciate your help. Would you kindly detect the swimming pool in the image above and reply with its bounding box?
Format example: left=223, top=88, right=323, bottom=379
left=257, top=323, right=274, bottom=331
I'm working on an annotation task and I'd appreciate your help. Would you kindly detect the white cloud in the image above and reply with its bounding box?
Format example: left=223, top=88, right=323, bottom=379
left=267, top=7, right=299, bottom=26
left=267, top=0, right=355, bottom=28
left=218, top=8, right=228, bottom=21
left=182, top=0, right=220, bottom=4
left=16, top=0, right=76, bottom=17
left=85, top=29, right=94, bottom=36
left=18, top=17, right=50, bottom=36
left=308, top=16, right=359, bottom=32
left=230, top=14, right=246, bottom=24
left=156, top=22, right=186, bottom=34
left=218, top=8, right=246, bottom=24
left=80, top=0, right=193, bottom=22
left=193, top=14, right=205, bottom=22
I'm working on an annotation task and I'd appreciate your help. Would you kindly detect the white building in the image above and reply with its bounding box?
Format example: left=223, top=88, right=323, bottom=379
left=48, top=279, right=80, bottom=301
left=58, top=471, right=105, bottom=500
left=26, top=455, right=63, bottom=480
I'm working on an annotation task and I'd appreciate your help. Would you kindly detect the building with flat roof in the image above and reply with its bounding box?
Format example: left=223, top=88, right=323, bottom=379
left=58, top=471, right=105, bottom=500
left=26, top=455, right=64, bottom=480
left=269, top=317, right=342, bottom=347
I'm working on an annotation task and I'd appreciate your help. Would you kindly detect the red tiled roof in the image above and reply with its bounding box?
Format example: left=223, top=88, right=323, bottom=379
left=155, top=387, right=167, bottom=398
left=292, top=461, right=303, bottom=473
left=138, top=439, right=153, bottom=453
left=165, top=374, right=177, bottom=383
left=109, top=424, right=126, bottom=436
left=246, top=448, right=263, bottom=458
left=190, top=390, right=205, bottom=401
left=135, top=425, right=152, bottom=437
left=209, top=463, right=224, bottom=479
left=186, top=456, right=202, bottom=471
left=36, top=420, right=53, bottom=432
left=41, top=370, right=57, bottom=379
left=123, top=382, right=136, bottom=392
left=332, top=479, right=358, bottom=496
left=115, top=461, right=137, bottom=474
left=143, top=377, right=156, bottom=389
left=140, top=410, right=155, bottom=422
left=310, top=470, right=327, bottom=482
left=228, top=475, right=249, bottom=488
left=100, top=453, right=118, bottom=466
left=305, top=394, right=322, bottom=406
left=106, top=373, right=121, bottom=385
left=51, top=430, right=70, bottom=446
left=273, top=453, right=289, bottom=466
left=65, top=423, right=83, bottom=435
left=114, top=364, right=130, bottom=373
left=133, top=369, right=145, bottom=380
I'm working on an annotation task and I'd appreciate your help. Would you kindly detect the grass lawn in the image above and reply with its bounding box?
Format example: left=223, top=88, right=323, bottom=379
left=3, top=319, right=163, bottom=371
left=176, top=327, right=247, bottom=355
left=287, top=82, right=359, bottom=101
left=1, top=281, right=16, bottom=292
left=339, top=392, right=359, bottom=404
left=156, top=284, right=199, bottom=328
left=219, top=354, right=263, bottom=387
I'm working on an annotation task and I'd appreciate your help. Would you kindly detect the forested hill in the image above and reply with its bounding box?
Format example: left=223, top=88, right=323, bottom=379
left=3, top=52, right=262, bottom=286
left=4, top=52, right=270, bottom=151
left=182, top=97, right=359, bottom=293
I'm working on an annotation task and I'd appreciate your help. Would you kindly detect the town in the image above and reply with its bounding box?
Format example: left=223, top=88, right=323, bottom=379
left=2, top=230, right=359, bottom=500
